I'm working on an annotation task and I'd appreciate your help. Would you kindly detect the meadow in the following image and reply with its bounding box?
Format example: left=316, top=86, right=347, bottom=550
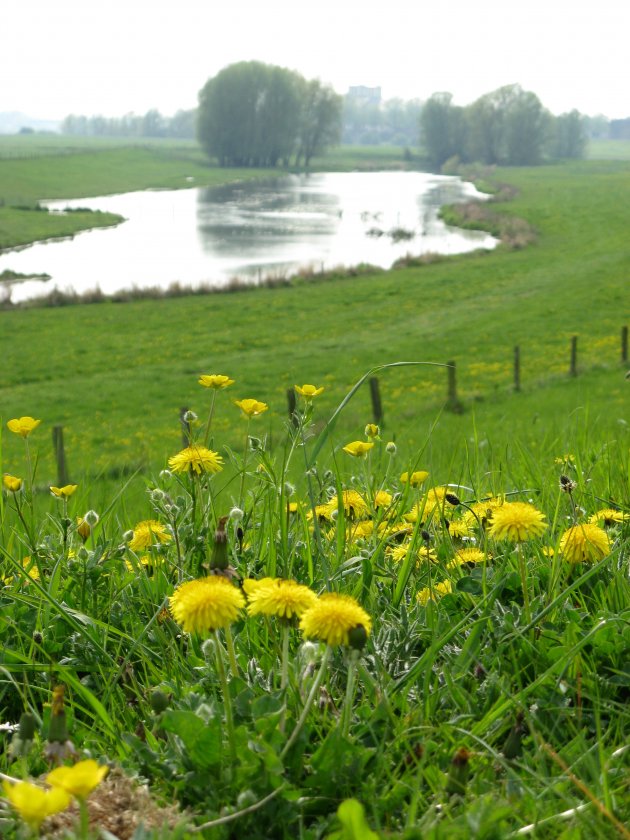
left=0, top=139, right=629, bottom=838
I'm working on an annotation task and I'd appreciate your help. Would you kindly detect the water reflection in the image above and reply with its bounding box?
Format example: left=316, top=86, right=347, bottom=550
left=0, top=172, right=497, bottom=303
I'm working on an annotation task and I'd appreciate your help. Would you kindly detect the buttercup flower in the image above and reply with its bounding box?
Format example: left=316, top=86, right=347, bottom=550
left=7, top=416, right=41, bottom=438
left=245, top=577, right=317, bottom=620
left=3, top=474, right=22, bottom=492
left=559, top=523, right=611, bottom=564
left=50, top=484, right=78, bottom=498
left=400, top=470, right=429, bottom=487
left=342, top=440, right=374, bottom=457
left=128, top=519, right=172, bottom=551
left=589, top=508, right=628, bottom=527
left=488, top=502, right=547, bottom=542
left=295, top=384, right=324, bottom=400
left=169, top=576, right=245, bottom=633
left=235, top=398, right=268, bottom=417
left=198, top=374, right=235, bottom=389
left=2, top=780, right=70, bottom=829
left=47, top=759, right=108, bottom=799
left=417, top=580, right=453, bottom=606
left=168, top=445, right=223, bottom=474
left=300, top=593, right=372, bottom=647
left=364, top=423, right=380, bottom=439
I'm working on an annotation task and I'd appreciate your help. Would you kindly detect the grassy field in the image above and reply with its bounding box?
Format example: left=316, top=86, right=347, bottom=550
left=0, top=142, right=629, bottom=839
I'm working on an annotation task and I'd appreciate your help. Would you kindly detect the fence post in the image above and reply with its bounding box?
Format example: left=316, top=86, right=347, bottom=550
left=622, top=325, right=628, bottom=363
left=570, top=336, right=578, bottom=377
left=514, top=345, right=521, bottom=392
left=369, top=376, right=384, bottom=426
left=286, top=388, right=299, bottom=428
left=179, top=407, right=192, bottom=448
left=52, top=425, right=69, bottom=487
left=446, top=361, right=464, bottom=413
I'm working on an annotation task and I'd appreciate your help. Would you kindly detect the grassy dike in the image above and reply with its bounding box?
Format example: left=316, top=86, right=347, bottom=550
left=1, top=154, right=629, bottom=506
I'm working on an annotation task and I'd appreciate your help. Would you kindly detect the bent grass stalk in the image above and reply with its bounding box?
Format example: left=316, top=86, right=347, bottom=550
left=281, top=645, right=331, bottom=758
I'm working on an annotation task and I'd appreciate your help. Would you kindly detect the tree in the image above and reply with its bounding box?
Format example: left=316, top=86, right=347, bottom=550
left=198, top=61, right=331, bottom=167
left=420, top=93, right=465, bottom=169
left=549, top=110, right=586, bottom=159
left=295, top=80, right=342, bottom=167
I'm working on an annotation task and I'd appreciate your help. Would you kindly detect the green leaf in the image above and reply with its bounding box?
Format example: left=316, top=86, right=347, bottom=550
left=327, top=799, right=380, bottom=840
left=161, top=709, right=222, bottom=769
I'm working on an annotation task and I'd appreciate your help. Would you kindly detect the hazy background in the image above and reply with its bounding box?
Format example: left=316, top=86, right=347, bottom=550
left=3, top=0, right=628, bottom=121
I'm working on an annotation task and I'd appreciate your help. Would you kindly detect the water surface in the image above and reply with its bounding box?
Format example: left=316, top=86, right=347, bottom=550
left=0, top=172, right=497, bottom=303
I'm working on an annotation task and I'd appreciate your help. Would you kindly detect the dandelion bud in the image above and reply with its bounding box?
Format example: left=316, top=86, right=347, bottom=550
left=33, top=630, right=44, bottom=645
left=149, top=689, right=170, bottom=714
left=445, top=492, right=461, bottom=506
left=284, top=482, right=296, bottom=497
left=84, top=510, right=99, bottom=526
left=248, top=436, right=261, bottom=451
left=210, top=516, right=229, bottom=571
left=76, top=517, right=91, bottom=542
left=47, top=685, right=70, bottom=744
left=229, top=507, right=244, bottom=522
left=445, top=747, right=471, bottom=796
left=159, top=469, right=172, bottom=481
left=300, top=641, right=319, bottom=664
left=330, top=509, right=339, bottom=521
left=364, top=423, right=380, bottom=439
left=19, top=712, right=37, bottom=742
left=421, top=530, right=431, bottom=543
left=122, top=530, right=134, bottom=542
left=182, top=410, right=197, bottom=423
left=150, top=488, right=166, bottom=502
left=386, top=441, right=397, bottom=455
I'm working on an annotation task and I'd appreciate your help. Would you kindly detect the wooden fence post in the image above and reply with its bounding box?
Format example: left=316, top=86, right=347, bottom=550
left=446, top=361, right=464, bottom=413
left=179, top=407, right=192, bottom=448
left=286, top=388, right=299, bottom=428
left=570, top=336, right=578, bottom=377
left=622, top=325, right=628, bottom=363
left=52, top=425, right=69, bottom=487
left=514, top=345, right=521, bottom=392
left=369, top=376, right=384, bottom=426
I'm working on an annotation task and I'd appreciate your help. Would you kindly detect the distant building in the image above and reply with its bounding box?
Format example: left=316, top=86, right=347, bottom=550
left=347, top=86, right=382, bottom=107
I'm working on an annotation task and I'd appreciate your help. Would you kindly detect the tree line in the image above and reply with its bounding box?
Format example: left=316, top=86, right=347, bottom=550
left=61, top=109, right=196, bottom=139
left=420, top=85, right=587, bottom=168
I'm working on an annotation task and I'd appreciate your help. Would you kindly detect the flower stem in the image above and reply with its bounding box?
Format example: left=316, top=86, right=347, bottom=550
left=341, top=650, right=359, bottom=738
left=281, top=645, right=331, bottom=759
left=238, top=419, right=251, bottom=510
left=224, top=625, right=240, bottom=677
left=517, top=543, right=531, bottom=625
left=279, top=623, right=290, bottom=732
left=214, top=630, right=237, bottom=767
left=78, top=797, right=90, bottom=839
left=203, top=391, right=217, bottom=447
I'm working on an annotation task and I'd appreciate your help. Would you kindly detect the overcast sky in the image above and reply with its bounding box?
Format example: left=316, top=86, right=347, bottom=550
left=3, top=0, right=628, bottom=120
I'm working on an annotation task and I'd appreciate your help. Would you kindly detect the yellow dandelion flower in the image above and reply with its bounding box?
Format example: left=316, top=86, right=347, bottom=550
left=374, top=490, right=393, bottom=510
left=170, top=576, right=245, bottom=633
left=466, top=496, right=505, bottom=527
left=400, top=470, right=429, bottom=487
left=50, top=484, right=78, bottom=498
left=299, top=593, right=372, bottom=647
left=488, top=502, right=547, bottom=542
left=387, top=543, right=438, bottom=566
left=417, top=580, right=453, bottom=606
left=7, top=416, right=41, bottom=438
left=234, top=398, right=268, bottom=418
left=328, top=489, right=369, bottom=520
left=348, top=520, right=375, bottom=540
left=47, top=759, right=108, bottom=800
left=554, top=454, right=575, bottom=465
left=198, top=374, right=234, bottom=389
left=295, top=384, right=324, bottom=400
left=404, top=487, right=453, bottom=523
left=342, top=440, right=374, bottom=457
left=447, top=518, right=473, bottom=539
left=168, top=445, right=223, bottom=475
left=128, top=519, right=172, bottom=551
left=559, top=523, right=611, bottom=564
left=3, top=474, right=22, bottom=492
left=589, top=508, right=628, bottom=527
left=2, top=556, right=40, bottom=586
left=541, top=546, right=555, bottom=557
left=2, top=780, right=70, bottom=829
left=448, top=547, right=488, bottom=569
left=245, top=577, right=317, bottom=619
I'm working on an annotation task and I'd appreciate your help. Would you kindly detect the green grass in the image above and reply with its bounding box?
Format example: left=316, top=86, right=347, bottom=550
left=0, top=146, right=629, bottom=839
left=587, top=138, right=630, bottom=160
left=1, top=159, right=629, bottom=500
